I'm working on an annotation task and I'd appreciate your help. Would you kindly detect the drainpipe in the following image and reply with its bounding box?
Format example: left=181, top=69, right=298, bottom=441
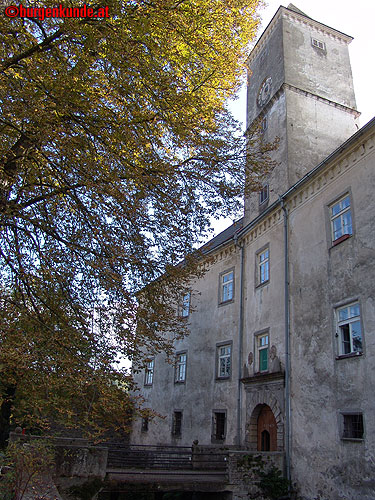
left=280, top=197, right=291, bottom=483
left=234, top=234, right=245, bottom=448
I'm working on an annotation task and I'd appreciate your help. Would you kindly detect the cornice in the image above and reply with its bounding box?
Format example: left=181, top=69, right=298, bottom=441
left=199, top=119, right=375, bottom=264
left=199, top=243, right=238, bottom=271
left=286, top=128, right=375, bottom=215
left=241, top=370, right=285, bottom=386
left=282, top=8, right=353, bottom=45
left=243, top=208, right=283, bottom=248
left=247, top=6, right=352, bottom=66
left=284, top=83, right=360, bottom=118
left=247, top=7, right=283, bottom=66
left=246, top=83, right=360, bottom=138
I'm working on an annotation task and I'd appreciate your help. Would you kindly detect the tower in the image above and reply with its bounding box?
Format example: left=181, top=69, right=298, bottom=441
left=244, top=4, right=359, bottom=222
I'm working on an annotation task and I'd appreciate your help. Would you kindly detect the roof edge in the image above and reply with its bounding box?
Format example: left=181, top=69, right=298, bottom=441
left=247, top=5, right=353, bottom=66
left=202, top=117, right=375, bottom=256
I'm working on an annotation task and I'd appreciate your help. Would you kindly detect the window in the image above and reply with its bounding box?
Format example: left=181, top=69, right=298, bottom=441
left=258, top=248, right=269, bottom=284
left=217, top=344, right=231, bottom=379
left=181, top=292, right=190, bottom=318
left=212, top=411, right=226, bottom=442
left=144, top=359, right=154, bottom=386
left=141, top=417, right=149, bottom=432
left=175, top=352, right=187, bottom=383
left=172, top=411, right=183, bottom=437
left=342, top=413, right=364, bottom=440
left=311, top=38, right=325, bottom=50
left=336, top=302, right=362, bottom=356
left=257, top=333, right=269, bottom=372
left=261, top=117, right=268, bottom=132
left=259, top=184, right=269, bottom=204
left=330, top=194, right=352, bottom=244
left=220, top=270, right=234, bottom=303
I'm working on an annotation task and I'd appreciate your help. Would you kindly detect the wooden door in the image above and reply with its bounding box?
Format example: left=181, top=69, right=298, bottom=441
left=257, top=405, right=277, bottom=451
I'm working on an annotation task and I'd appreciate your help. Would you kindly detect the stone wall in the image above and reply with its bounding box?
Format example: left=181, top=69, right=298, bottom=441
left=8, top=431, right=108, bottom=500
left=226, top=451, right=287, bottom=500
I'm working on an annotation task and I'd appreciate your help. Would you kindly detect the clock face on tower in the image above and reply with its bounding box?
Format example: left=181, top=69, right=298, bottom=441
left=257, top=76, right=273, bottom=107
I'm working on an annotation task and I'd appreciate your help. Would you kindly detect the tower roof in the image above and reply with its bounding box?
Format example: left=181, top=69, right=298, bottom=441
left=286, top=4, right=309, bottom=18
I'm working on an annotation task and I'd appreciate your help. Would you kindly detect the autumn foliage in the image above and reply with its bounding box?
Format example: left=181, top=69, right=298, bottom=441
left=0, top=0, right=275, bottom=441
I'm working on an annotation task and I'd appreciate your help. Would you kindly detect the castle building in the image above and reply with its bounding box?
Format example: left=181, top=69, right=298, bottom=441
left=131, top=5, right=375, bottom=499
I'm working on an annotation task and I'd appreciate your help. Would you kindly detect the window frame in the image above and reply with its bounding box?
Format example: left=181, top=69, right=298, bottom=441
left=172, top=410, right=183, bottom=438
left=253, top=328, right=270, bottom=373
left=340, top=412, right=364, bottom=441
left=256, top=245, right=270, bottom=287
left=211, top=410, right=227, bottom=443
left=257, top=332, right=269, bottom=373
left=311, top=37, right=326, bottom=51
left=216, top=341, right=232, bottom=380
left=180, top=292, right=190, bottom=318
left=144, top=359, right=154, bottom=386
left=175, top=351, right=187, bottom=384
left=335, top=301, right=363, bottom=357
left=218, top=268, right=235, bottom=305
left=141, top=417, right=149, bottom=433
left=259, top=184, right=269, bottom=205
left=329, top=193, right=353, bottom=245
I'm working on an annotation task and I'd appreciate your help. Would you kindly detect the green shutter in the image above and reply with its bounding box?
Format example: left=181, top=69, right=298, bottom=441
left=260, top=348, right=268, bottom=371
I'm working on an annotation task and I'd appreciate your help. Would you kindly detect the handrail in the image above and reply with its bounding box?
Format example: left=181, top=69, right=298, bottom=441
left=107, top=444, right=228, bottom=471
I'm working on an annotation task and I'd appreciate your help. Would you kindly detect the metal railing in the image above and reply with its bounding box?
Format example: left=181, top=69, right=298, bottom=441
left=107, top=444, right=228, bottom=472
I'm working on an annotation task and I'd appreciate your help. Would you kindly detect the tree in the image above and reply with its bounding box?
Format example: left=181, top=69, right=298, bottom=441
left=0, top=0, right=276, bottom=441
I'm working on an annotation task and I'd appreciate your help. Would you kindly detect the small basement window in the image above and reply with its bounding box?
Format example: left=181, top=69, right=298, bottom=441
left=172, top=411, right=183, bottom=437
left=342, top=413, right=364, bottom=440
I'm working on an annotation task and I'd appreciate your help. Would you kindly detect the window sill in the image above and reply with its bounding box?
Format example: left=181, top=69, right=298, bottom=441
left=336, top=352, right=363, bottom=360
left=218, top=299, right=234, bottom=307
left=216, top=376, right=231, bottom=382
left=241, top=371, right=284, bottom=384
left=256, top=280, right=269, bottom=289
left=259, top=201, right=269, bottom=213
left=332, top=233, right=352, bottom=247
left=211, top=438, right=225, bottom=444
left=341, top=437, right=364, bottom=442
left=174, top=380, right=186, bottom=385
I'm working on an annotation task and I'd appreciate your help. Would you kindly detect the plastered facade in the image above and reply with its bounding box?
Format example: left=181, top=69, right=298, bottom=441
left=131, top=5, right=375, bottom=500
left=244, top=5, right=359, bottom=223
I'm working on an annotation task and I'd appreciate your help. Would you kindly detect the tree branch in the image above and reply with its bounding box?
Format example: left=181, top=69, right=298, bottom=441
left=1, top=28, right=63, bottom=71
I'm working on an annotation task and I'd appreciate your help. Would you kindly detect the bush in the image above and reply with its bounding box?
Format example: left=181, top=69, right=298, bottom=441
left=258, top=466, right=291, bottom=500
left=0, top=439, right=55, bottom=500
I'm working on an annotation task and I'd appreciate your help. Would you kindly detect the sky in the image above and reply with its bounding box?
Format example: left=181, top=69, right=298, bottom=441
left=214, top=0, right=375, bottom=236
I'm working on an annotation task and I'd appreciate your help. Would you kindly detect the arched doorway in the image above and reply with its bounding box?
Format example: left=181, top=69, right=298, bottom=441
left=257, top=404, right=277, bottom=451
